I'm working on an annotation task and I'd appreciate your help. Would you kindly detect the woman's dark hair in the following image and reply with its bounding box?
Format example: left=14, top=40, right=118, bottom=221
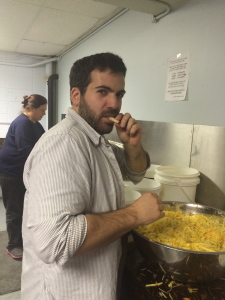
left=22, top=94, right=47, bottom=110
left=69, top=52, right=127, bottom=95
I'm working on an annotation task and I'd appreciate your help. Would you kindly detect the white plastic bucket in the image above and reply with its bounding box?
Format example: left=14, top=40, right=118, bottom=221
left=154, top=165, right=200, bottom=203
left=123, top=178, right=162, bottom=195
left=124, top=188, right=141, bottom=206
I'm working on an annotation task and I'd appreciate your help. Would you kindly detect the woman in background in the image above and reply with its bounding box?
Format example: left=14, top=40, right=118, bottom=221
left=0, top=94, right=47, bottom=259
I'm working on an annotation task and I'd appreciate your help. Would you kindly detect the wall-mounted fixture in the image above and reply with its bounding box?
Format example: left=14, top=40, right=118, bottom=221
left=93, top=0, right=189, bottom=22
left=48, top=74, right=59, bottom=129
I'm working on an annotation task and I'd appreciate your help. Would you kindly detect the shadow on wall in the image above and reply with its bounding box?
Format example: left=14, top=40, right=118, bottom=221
left=196, top=174, right=225, bottom=210
left=0, top=138, right=4, bottom=150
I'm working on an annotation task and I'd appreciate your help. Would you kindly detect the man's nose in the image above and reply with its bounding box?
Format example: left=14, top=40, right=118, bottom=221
left=107, top=93, right=120, bottom=108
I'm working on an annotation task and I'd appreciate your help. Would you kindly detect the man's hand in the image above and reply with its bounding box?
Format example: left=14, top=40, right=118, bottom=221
left=129, top=193, right=165, bottom=226
left=112, top=113, right=148, bottom=173
left=113, top=113, right=142, bottom=147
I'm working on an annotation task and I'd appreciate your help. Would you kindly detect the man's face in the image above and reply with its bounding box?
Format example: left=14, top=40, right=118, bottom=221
left=77, top=69, right=126, bottom=135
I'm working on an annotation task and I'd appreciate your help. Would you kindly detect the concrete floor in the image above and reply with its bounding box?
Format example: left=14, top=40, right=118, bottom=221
left=0, top=197, right=21, bottom=300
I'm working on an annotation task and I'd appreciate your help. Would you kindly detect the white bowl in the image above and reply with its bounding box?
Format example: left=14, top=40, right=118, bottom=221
left=124, top=178, right=162, bottom=195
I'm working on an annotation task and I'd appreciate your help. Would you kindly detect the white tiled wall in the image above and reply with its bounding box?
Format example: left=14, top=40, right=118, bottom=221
left=0, top=63, right=47, bottom=138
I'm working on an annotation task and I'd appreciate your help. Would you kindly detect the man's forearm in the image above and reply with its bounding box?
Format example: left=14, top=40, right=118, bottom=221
left=75, top=206, right=138, bottom=256
left=75, top=192, right=163, bottom=257
left=124, top=143, right=148, bottom=173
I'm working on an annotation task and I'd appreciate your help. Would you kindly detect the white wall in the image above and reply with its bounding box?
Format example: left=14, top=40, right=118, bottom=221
left=0, top=62, right=47, bottom=138
left=57, top=0, right=225, bottom=127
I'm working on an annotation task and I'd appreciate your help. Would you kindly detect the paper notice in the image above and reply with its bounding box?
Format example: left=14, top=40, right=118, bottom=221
left=165, top=53, right=190, bottom=101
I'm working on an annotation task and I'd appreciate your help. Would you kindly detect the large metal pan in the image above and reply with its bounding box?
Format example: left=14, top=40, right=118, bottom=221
left=132, top=201, right=225, bottom=282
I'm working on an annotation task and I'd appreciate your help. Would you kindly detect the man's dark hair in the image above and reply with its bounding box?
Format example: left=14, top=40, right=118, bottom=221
left=69, top=52, right=127, bottom=95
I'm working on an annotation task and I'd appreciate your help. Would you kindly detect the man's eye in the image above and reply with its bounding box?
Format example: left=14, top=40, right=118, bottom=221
left=117, top=92, right=125, bottom=99
left=98, top=89, right=107, bottom=95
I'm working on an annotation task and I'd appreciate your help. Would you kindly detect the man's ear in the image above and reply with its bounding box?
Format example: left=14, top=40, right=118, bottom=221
left=70, top=88, right=81, bottom=107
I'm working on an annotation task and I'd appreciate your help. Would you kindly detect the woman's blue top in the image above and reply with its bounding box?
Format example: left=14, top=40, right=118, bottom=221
left=0, top=113, right=45, bottom=178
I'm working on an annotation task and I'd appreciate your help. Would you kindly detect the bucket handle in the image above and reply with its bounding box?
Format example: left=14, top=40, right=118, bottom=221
left=174, top=179, right=194, bottom=203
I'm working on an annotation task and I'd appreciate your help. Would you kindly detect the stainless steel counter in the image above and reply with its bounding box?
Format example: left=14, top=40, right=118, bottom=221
left=105, top=121, right=225, bottom=210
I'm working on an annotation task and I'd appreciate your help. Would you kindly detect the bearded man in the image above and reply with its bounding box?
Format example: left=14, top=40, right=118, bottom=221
left=21, top=52, right=164, bottom=300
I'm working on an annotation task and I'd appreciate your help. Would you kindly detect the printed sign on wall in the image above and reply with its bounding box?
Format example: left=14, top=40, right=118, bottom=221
left=165, top=53, right=190, bottom=101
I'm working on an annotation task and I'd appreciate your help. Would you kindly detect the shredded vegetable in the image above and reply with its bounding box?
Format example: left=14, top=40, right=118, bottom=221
left=136, top=211, right=225, bottom=252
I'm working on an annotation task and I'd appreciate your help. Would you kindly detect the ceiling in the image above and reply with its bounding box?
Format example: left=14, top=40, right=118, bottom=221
left=0, top=0, right=188, bottom=64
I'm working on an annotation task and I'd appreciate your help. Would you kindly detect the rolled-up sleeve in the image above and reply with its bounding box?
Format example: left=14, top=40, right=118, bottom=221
left=31, top=213, right=87, bottom=265
left=110, top=144, right=150, bottom=183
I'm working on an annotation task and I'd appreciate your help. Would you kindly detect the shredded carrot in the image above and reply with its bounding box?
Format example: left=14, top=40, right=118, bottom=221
left=136, top=211, right=225, bottom=252
left=146, top=282, right=163, bottom=287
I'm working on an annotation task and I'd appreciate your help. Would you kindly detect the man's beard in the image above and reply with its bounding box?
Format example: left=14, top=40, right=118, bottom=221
left=79, top=96, right=119, bottom=135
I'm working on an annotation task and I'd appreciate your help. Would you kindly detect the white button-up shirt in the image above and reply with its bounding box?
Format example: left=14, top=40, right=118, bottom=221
left=22, top=107, right=149, bottom=300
